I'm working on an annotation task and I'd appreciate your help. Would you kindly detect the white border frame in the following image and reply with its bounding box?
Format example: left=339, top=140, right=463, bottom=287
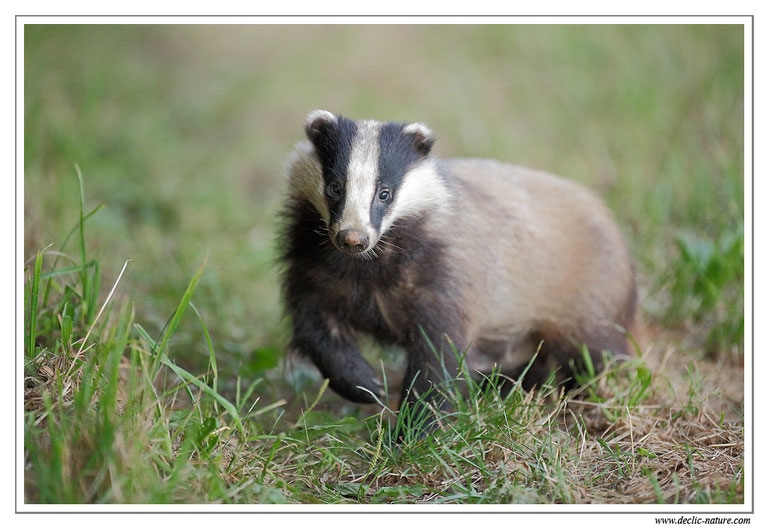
left=13, top=14, right=755, bottom=518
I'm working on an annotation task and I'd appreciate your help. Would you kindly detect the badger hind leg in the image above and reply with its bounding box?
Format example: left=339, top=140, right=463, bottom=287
left=552, top=325, right=631, bottom=389
left=502, top=324, right=631, bottom=393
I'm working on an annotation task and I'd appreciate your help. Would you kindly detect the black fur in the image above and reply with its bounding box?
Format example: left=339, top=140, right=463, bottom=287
left=305, top=114, right=358, bottom=223
left=370, top=123, right=431, bottom=230
left=279, top=196, right=466, bottom=414
left=405, top=125, right=435, bottom=157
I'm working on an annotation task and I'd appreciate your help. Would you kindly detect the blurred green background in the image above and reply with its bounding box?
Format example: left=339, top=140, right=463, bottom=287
left=24, top=24, right=744, bottom=395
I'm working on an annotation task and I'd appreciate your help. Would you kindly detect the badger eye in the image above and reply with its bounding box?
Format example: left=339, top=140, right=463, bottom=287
left=378, top=189, right=391, bottom=201
left=326, top=182, right=342, bottom=198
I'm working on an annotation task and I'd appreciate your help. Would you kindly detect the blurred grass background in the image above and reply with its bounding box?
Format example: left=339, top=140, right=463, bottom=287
left=24, top=24, right=744, bottom=394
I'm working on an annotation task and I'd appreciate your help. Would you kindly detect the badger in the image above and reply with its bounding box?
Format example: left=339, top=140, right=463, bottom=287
left=279, top=110, right=636, bottom=424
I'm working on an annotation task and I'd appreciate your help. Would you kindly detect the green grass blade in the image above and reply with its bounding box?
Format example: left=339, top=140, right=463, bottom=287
left=26, top=250, right=43, bottom=356
left=41, top=204, right=104, bottom=308
left=73, top=163, right=90, bottom=320
left=153, top=257, right=207, bottom=376
left=40, top=260, right=98, bottom=280
left=294, top=378, right=329, bottom=429
left=133, top=323, right=157, bottom=348
left=86, top=260, right=100, bottom=324
left=161, top=354, right=242, bottom=434
left=102, top=304, right=133, bottom=419
left=237, top=377, right=263, bottom=412
left=134, top=321, right=243, bottom=433
left=58, top=204, right=104, bottom=254
left=190, top=302, right=217, bottom=395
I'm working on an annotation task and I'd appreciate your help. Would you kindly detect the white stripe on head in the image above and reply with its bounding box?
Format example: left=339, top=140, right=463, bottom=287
left=335, top=120, right=380, bottom=243
left=286, top=140, right=330, bottom=223
left=380, top=158, right=450, bottom=234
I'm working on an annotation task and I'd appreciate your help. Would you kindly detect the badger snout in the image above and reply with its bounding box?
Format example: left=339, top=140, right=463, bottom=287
left=335, top=229, right=369, bottom=253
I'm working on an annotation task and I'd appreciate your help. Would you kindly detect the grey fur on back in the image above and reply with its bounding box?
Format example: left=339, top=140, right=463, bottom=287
left=428, top=158, right=635, bottom=373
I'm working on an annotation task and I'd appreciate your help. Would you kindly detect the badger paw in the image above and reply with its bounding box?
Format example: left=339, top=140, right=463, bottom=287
left=327, top=359, right=385, bottom=404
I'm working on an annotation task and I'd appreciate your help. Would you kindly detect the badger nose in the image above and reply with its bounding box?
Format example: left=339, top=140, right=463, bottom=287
left=336, top=229, right=369, bottom=253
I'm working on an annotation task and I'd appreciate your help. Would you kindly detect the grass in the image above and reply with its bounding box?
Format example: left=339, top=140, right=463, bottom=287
left=23, top=226, right=744, bottom=503
left=23, top=24, right=744, bottom=505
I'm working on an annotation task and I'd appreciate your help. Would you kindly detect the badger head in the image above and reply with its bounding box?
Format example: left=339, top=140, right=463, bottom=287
left=287, top=109, right=450, bottom=257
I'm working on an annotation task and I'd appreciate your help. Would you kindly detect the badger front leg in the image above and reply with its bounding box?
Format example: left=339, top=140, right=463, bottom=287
left=290, top=305, right=384, bottom=404
left=397, top=321, right=466, bottom=437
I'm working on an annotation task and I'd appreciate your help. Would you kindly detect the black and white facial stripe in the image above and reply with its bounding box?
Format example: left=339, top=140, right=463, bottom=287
left=370, top=122, right=432, bottom=231
left=304, top=111, right=358, bottom=225
left=301, top=110, right=443, bottom=256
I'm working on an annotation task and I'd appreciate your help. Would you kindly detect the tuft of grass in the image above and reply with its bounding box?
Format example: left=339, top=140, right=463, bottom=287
left=659, top=224, right=744, bottom=358
left=23, top=174, right=269, bottom=502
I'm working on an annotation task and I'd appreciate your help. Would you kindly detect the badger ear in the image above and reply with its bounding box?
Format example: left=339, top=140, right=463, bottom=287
left=403, top=122, right=435, bottom=157
left=305, top=109, right=338, bottom=144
